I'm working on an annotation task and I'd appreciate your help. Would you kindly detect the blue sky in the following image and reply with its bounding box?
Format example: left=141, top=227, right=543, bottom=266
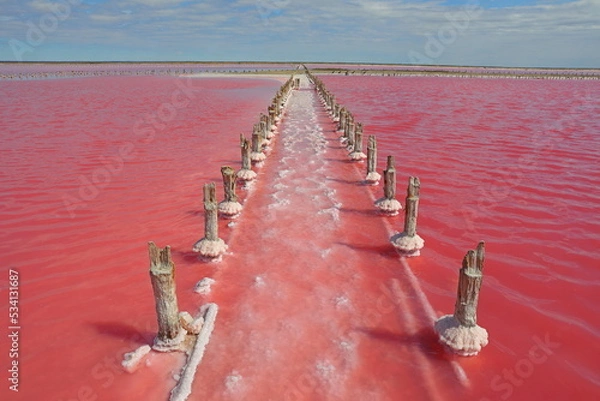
left=0, top=0, right=598, bottom=67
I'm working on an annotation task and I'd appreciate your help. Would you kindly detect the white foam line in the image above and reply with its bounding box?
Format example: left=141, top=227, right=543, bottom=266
left=170, top=303, right=219, bottom=401
left=316, top=88, right=470, bottom=389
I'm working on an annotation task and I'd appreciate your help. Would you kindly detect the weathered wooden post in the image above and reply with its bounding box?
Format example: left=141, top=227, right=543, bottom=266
left=333, top=104, right=341, bottom=122
left=294, top=77, right=300, bottom=89
left=434, top=242, right=489, bottom=356
left=345, top=122, right=355, bottom=149
left=250, top=126, right=266, bottom=163
left=218, top=166, right=243, bottom=218
left=237, top=135, right=257, bottom=181
left=391, top=176, right=424, bottom=256
left=260, top=114, right=274, bottom=140
left=349, top=123, right=367, bottom=160
left=337, top=108, right=347, bottom=133
left=374, top=156, right=402, bottom=214
left=148, top=241, right=184, bottom=351
left=268, top=105, right=277, bottom=130
left=193, top=183, right=228, bottom=259
left=365, top=135, right=381, bottom=184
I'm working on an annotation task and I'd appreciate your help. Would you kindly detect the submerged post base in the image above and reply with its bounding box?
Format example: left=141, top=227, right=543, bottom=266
left=390, top=232, right=424, bottom=257
left=218, top=201, right=243, bottom=218
left=193, top=238, right=228, bottom=259
left=434, top=315, right=489, bottom=356
left=152, top=328, right=187, bottom=353
left=374, top=198, right=402, bottom=215
left=236, top=168, right=257, bottom=181
left=349, top=151, right=367, bottom=161
left=250, top=151, right=266, bottom=163
left=365, top=171, right=381, bottom=185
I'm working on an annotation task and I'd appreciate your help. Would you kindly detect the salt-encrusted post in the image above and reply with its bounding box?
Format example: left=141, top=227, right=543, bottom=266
left=193, top=183, right=228, bottom=259
left=218, top=166, right=242, bottom=218
left=365, top=135, right=381, bottom=184
left=250, top=126, right=266, bottom=163
left=391, top=176, right=424, bottom=256
left=434, top=241, right=489, bottom=356
left=344, top=122, right=355, bottom=148
left=149, top=241, right=183, bottom=351
left=349, top=123, right=367, bottom=160
left=237, top=135, right=257, bottom=181
left=337, top=108, right=347, bottom=133
left=375, top=156, right=402, bottom=214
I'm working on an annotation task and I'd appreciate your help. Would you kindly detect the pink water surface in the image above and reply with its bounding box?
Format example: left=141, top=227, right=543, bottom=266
left=0, top=71, right=599, bottom=401
left=0, top=74, right=284, bottom=401
left=318, top=74, right=600, bottom=400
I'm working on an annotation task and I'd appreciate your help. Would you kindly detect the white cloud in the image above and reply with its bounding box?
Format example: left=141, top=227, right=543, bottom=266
left=28, top=0, right=60, bottom=13
left=90, top=14, right=132, bottom=23
left=126, top=0, right=187, bottom=7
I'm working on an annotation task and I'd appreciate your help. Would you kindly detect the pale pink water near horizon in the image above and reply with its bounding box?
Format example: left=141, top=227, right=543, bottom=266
left=0, top=69, right=599, bottom=401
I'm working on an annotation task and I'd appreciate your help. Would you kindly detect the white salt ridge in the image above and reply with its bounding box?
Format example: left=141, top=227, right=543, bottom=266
left=170, top=303, right=219, bottom=401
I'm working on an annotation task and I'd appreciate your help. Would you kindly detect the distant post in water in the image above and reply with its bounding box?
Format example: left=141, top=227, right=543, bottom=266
left=237, top=135, right=257, bottom=182
left=218, top=166, right=243, bottom=218
left=434, top=241, right=489, bottom=356
left=374, top=156, right=402, bottom=215
left=193, top=183, right=228, bottom=260
left=391, top=176, right=424, bottom=256
left=365, top=135, right=381, bottom=185
left=148, top=241, right=183, bottom=352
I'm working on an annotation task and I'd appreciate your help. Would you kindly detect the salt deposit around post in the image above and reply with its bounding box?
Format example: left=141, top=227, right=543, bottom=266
left=435, top=242, right=489, bottom=356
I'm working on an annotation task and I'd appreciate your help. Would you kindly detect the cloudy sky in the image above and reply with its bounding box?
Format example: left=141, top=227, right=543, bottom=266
left=0, top=0, right=598, bottom=67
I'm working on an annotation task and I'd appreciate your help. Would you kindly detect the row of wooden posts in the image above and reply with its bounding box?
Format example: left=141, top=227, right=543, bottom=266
left=305, top=68, right=489, bottom=356
left=147, top=75, right=299, bottom=352
left=306, top=69, right=425, bottom=257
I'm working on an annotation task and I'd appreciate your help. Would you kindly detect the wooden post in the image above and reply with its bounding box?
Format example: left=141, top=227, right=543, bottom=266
left=404, top=176, right=420, bottom=237
left=337, top=108, right=346, bottom=132
left=193, top=183, right=228, bottom=258
left=349, top=123, right=367, bottom=160
left=221, top=166, right=237, bottom=203
left=454, top=241, right=485, bottom=327
left=434, top=241, right=488, bottom=356
left=384, top=156, right=396, bottom=200
left=241, top=135, right=250, bottom=169
left=148, top=241, right=181, bottom=351
left=365, top=135, right=381, bottom=184
left=374, top=155, right=402, bottom=214
left=354, top=123, right=363, bottom=152
left=390, top=176, right=424, bottom=256
left=346, top=122, right=355, bottom=148
left=203, top=183, right=218, bottom=241
left=219, top=166, right=243, bottom=217
left=250, top=126, right=266, bottom=163
left=237, top=136, right=257, bottom=181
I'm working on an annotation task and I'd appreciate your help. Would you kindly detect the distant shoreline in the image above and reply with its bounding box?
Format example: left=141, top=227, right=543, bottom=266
left=0, top=61, right=598, bottom=80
